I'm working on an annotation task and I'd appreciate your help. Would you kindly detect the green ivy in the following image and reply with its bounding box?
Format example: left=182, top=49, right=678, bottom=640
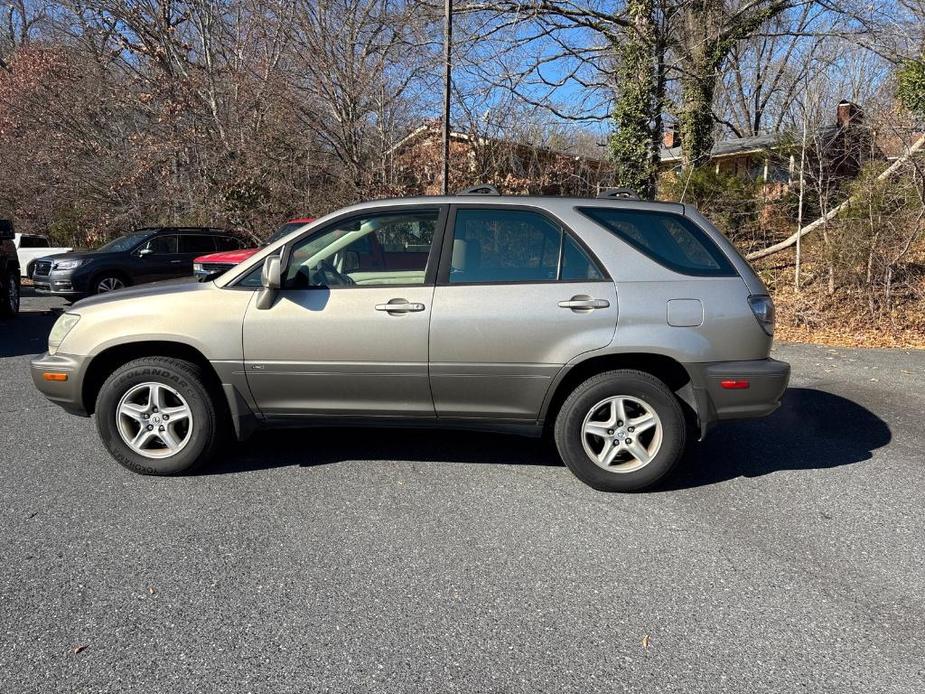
left=898, top=58, right=925, bottom=119
left=608, top=0, right=658, bottom=199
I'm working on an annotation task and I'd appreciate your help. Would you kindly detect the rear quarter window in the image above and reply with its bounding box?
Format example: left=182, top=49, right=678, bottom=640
left=577, top=207, right=735, bottom=277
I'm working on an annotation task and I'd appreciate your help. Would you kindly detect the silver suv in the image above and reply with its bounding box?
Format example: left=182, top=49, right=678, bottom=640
left=31, top=190, right=789, bottom=491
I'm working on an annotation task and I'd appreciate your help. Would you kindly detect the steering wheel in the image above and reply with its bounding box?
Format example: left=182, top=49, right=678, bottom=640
left=311, top=259, right=356, bottom=287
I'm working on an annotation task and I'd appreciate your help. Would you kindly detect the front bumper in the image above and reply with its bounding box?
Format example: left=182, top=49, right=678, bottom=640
left=686, top=358, right=790, bottom=436
left=30, top=352, right=90, bottom=416
left=31, top=270, right=86, bottom=297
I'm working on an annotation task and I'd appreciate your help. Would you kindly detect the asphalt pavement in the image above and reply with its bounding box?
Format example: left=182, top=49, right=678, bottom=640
left=1, top=289, right=923, bottom=693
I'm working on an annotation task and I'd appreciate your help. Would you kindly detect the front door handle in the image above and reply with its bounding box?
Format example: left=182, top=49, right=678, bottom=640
left=559, top=295, right=610, bottom=311
left=375, top=298, right=425, bottom=314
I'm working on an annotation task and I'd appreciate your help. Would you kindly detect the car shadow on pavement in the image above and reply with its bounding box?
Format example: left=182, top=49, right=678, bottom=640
left=208, top=426, right=562, bottom=475
left=661, top=387, right=891, bottom=490
left=207, top=387, right=890, bottom=486
left=0, top=289, right=62, bottom=358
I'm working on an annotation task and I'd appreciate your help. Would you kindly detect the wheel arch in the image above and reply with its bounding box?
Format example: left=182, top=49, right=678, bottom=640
left=540, top=352, right=700, bottom=435
left=81, top=340, right=222, bottom=415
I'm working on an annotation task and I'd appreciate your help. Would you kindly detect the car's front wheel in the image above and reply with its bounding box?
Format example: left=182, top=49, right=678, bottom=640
left=94, top=273, right=128, bottom=294
left=95, top=357, right=222, bottom=475
left=0, top=270, right=20, bottom=317
left=554, top=370, right=687, bottom=492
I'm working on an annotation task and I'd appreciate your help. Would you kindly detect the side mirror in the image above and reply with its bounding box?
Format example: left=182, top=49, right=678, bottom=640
left=0, top=220, right=13, bottom=241
left=137, top=247, right=154, bottom=257
left=256, top=255, right=281, bottom=309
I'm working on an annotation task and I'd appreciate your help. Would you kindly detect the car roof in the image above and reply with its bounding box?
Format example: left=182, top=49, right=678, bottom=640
left=141, top=227, right=235, bottom=235
left=335, top=195, right=686, bottom=216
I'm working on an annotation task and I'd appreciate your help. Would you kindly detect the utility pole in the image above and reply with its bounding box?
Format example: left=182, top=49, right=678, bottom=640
left=442, top=0, right=452, bottom=195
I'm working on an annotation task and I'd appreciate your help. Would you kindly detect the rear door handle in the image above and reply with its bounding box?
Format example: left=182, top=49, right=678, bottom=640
left=170, top=259, right=183, bottom=264
left=375, top=298, right=425, bottom=314
left=559, top=295, right=610, bottom=311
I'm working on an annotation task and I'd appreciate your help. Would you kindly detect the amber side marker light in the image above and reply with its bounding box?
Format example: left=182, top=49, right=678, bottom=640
left=720, top=379, right=749, bottom=390
left=43, top=372, right=68, bottom=382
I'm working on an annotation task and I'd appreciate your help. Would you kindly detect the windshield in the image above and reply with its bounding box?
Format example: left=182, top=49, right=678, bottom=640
left=264, top=221, right=311, bottom=247
left=97, top=230, right=155, bottom=253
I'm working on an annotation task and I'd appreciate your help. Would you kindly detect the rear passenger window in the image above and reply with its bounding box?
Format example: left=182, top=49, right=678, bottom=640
left=561, top=234, right=603, bottom=281
left=448, top=208, right=604, bottom=284
left=578, top=208, right=735, bottom=276
left=180, top=235, right=217, bottom=253
left=215, top=236, right=245, bottom=251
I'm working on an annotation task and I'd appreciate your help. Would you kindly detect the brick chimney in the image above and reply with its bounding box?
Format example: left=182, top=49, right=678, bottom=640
left=663, top=126, right=680, bottom=149
left=836, top=101, right=862, bottom=128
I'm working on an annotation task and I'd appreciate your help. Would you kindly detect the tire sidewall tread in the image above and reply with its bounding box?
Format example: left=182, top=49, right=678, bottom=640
left=95, top=357, right=220, bottom=475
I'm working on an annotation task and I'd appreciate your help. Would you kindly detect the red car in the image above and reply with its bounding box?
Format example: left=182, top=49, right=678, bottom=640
left=193, top=217, right=314, bottom=279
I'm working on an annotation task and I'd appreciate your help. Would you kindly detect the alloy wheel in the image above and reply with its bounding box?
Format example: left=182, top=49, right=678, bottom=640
left=97, top=276, right=125, bottom=293
left=580, top=395, right=663, bottom=473
left=116, top=382, right=194, bottom=459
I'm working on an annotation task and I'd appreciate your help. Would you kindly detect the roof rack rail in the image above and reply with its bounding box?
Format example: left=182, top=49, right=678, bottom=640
left=457, top=184, right=500, bottom=196
left=596, top=187, right=639, bottom=200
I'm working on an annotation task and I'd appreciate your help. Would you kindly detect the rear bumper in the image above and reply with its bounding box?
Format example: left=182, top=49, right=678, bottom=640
left=686, top=358, right=790, bottom=436
left=30, top=352, right=90, bottom=416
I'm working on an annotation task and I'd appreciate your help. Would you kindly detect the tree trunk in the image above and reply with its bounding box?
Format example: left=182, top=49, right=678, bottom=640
left=679, top=69, right=717, bottom=169
left=609, top=0, right=660, bottom=199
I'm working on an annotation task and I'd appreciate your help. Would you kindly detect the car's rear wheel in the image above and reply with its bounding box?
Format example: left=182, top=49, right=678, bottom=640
left=554, top=370, right=686, bottom=492
left=0, top=270, right=20, bottom=317
left=95, top=357, right=221, bottom=475
left=94, top=273, right=127, bottom=294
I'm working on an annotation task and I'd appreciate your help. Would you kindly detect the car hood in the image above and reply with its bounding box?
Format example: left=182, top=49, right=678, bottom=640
left=194, top=248, right=259, bottom=264
left=72, top=276, right=205, bottom=310
left=39, top=250, right=112, bottom=263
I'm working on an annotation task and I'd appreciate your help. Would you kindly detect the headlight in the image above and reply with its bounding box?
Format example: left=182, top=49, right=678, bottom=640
left=48, top=313, right=80, bottom=355
left=193, top=263, right=204, bottom=273
left=748, top=295, right=775, bottom=336
left=53, top=259, right=83, bottom=270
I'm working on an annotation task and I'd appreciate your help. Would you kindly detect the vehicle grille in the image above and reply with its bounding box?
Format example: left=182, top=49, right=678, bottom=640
left=200, top=262, right=235, bottom=274
left=32, top=260, right=53, bottom=277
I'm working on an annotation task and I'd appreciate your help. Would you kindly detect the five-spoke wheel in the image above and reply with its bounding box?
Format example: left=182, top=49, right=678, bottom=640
left=581, top=395, right=663, bottom=473
left=555, top=369, right=686, bottom=492
left=116, top=382, right=194, bottom=458
left=96, top=357, right=222, bottom=475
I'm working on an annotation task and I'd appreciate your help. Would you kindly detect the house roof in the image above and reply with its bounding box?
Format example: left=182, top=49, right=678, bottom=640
left=660, top=132, right=784, bottom=163
left=660, top=122, right=866, bottom=163
left=390, top=122, right=606, bottom=164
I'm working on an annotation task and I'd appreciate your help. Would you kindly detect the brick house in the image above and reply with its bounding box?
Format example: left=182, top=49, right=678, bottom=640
left=390, top=102, right=876, bottom=196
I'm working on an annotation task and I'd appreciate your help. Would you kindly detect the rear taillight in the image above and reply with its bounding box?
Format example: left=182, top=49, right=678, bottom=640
left=748, top=295, right=775, bottom=336
left=720, top=379, right=750, bottom=389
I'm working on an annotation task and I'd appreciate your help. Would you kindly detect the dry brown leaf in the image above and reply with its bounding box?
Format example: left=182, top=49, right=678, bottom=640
left=72, top=644, right=87, bottom=654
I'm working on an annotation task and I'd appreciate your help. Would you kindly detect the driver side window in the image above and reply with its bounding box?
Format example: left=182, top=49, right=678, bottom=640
left=283, top=210, right=439, bottom=289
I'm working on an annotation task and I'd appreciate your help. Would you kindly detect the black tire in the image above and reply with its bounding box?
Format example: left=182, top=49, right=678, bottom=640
left=554, top=369, right=687, bottom=492
left=0, top=270, right=20, bottom=317
left=95, top=357, right=222, bottom=475
left=92, top=272, right=129, bottom=294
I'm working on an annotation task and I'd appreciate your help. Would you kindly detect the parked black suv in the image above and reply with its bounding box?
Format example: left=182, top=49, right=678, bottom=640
left=0, top=220, right=19, bottom=317
left=32, top=227, right=247, bottom=299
